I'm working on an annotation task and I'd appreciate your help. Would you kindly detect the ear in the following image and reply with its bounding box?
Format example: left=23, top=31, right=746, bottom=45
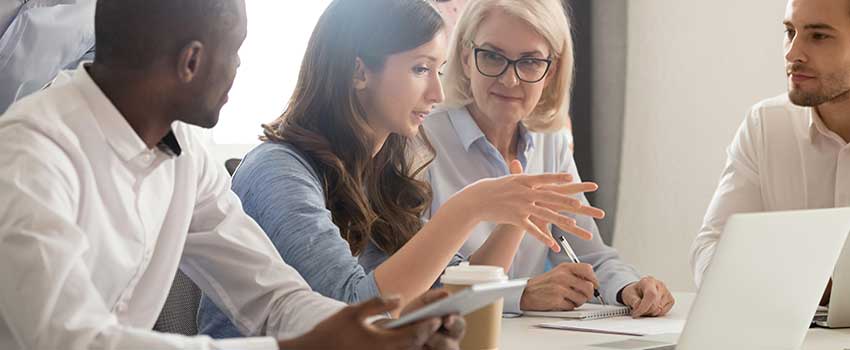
left=353, top=57, right=369, bottom=91
left=177, top=41, right=205, bottom=84
left=461, top=47, right=473, bottom=80
left=544, top=60, right=558, bottom=87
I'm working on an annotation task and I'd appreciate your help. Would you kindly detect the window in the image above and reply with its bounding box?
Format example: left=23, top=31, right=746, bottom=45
left=213, top=1, right=332, bottom=145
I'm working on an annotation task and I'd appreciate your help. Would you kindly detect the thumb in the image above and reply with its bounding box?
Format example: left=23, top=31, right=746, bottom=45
left=509, top=159, right=524, bottom=175
left=349, top=296, right=401, bottom=320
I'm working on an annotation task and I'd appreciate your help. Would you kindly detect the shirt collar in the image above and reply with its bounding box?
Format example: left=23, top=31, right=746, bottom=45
left=808, top=106, right=846, bottom=146
left=447, top=105, right=535, bottom=153
left=448, top=106, right=487, bottom=151
left=71, top=64, right=182, bottom=160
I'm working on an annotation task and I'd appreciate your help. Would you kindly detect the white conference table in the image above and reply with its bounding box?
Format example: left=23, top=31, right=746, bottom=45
left=500, top=293, right=850, bottom=349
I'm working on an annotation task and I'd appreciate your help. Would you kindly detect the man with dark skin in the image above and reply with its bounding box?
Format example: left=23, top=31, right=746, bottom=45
left=0, top=0, right=463, bottom=349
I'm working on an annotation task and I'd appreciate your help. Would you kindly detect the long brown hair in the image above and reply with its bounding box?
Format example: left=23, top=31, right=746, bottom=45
left=263, top=0, right=445, bottom=255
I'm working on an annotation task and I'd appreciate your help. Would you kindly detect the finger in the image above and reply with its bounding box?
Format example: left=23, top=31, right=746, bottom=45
left=518, top=173, right=573, bottom=187
left=571, top=280, right=596, bottom=301
left=529, top=217, right=558, bottom=250
left=522, top=219, right=561, bottom=253
left=537, top=182, right=599, bottom=196
left=521, top=218, right=559, bottom=252
left=529, top=206, right=577, bottom=230
left=535, top=201, right=605, bottom=221
left=552, top=286, right=579, bottom=311
left=554, top=224, right=594, bottom=241
left=570, top=263, right=600, bottom=288
left=442, top=314, right=465, bottom=339
left=393, top=318, right=442, bottom=349
left=562, top=285, right=592, bottom=308
left=650, top=304, right=664, bottom=317
left=632, top=284, right=659, bottom=318
left=572, top=205, right=606, bottom=220
left=660, top=296, right=675, bottom=316
left=352, top=296, right=401, bottom=320
left=426, top=334, right=452, bottom=350
left=529, top=190, right=583, bottom=209
left=622, top=287, right=641, bottom=310
left=509, top=159, right=524, bottom=175
left=659, top=289, right=675, bottom=316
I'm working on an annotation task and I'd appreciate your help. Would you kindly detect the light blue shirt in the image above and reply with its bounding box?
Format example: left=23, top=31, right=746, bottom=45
left=0, top=0, right=95, bottom=113
left=423, top=106, right=642, bottom=312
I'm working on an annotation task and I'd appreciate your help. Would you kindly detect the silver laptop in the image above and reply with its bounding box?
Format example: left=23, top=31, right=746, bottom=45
left=814, top=226, right=850, bottom=328
left=589, top=208, right=850, bottom=350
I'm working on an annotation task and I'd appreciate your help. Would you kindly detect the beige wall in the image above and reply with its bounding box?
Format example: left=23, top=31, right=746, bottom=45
left=613, top=1, right=787, bottom=292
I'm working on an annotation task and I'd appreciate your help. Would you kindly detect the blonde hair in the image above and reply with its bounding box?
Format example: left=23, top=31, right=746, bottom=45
left=441, top=0, right=574, bottom=132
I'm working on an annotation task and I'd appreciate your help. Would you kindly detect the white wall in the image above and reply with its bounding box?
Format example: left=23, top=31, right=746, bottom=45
left=613, top=1, right=787, bottom=292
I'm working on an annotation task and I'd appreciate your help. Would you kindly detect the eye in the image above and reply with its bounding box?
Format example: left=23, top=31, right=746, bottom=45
left=812, top=32, right=831, bottom=40
left=413, top=66, right=431, bottom=76
left=785, top=28, right=796, bottom=40
left=483, top=52, right=503, bottom=61
left=518, top=59, right=545, bottom=69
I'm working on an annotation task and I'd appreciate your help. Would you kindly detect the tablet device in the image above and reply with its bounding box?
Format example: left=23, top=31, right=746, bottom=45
left=384, top=279, right=527, bottom=329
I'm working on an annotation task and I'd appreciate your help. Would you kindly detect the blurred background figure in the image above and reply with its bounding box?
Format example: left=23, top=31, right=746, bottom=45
left=0, top=0, right=96, bottom=113
left=429, top=0, right=469, bottom=35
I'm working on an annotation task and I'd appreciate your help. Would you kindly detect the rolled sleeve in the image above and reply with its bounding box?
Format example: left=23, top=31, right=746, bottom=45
left=548, top=157, right=641, bottom=307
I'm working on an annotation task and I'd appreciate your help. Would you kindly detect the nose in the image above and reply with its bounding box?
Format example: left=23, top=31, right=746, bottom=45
left=785, top=35, right=807, bottom=65
left=426, top=72, right=445, bottom=105
left=497, top=64, right=520, bottom=88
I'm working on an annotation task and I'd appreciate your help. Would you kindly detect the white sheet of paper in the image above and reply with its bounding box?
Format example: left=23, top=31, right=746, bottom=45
left=537, top=317, right=686, bottom=336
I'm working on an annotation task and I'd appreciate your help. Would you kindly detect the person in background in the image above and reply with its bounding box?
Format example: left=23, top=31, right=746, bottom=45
left=691, top=0, right=849, bottom=305
left=426, top=0, right=675, bottom=318
left=0, top=0, right=96, bottom=113
left=429, top=0, right=468, bottom=35
left=0, top=0, right=465, bottom=349
left=198, top=0, right=604, bottom=338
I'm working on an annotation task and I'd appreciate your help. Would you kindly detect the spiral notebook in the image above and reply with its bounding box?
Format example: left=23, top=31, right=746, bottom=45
left=523, top=304, right=630, bottom=321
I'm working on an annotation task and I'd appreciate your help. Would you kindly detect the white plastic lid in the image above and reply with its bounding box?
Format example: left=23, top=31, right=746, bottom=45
left=440, top=262, right=508, bottom=285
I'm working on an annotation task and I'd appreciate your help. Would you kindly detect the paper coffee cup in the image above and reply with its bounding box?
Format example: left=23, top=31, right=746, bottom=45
left=440, top=263, right=508, bottom=350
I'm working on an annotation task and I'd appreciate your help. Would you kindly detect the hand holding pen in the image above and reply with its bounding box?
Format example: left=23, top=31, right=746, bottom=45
left=558, top=236, right=606, bottom=305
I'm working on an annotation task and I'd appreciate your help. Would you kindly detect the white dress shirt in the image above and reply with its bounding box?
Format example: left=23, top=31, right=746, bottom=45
left=691, top=94, right=850, bottom=286
left=424, top=107, right=641, bottom=313
left=0, top=0, right=96, bottom=113
left=0, top=66, right=345, bottom=350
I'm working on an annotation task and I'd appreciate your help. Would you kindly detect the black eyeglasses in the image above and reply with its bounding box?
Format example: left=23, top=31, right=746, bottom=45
left=470, top=43, right=553, bottom=83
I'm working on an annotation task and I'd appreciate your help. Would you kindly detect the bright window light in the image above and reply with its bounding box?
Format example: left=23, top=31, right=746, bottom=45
left=213, top=1, right=332, bottom=145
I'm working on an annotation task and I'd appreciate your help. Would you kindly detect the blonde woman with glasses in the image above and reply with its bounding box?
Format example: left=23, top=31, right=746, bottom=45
left=424, top=0, right=675, bottom=317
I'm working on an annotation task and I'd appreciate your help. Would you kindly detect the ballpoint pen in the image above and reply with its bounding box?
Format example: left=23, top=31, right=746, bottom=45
left=558, top=235, right=605, bottom=305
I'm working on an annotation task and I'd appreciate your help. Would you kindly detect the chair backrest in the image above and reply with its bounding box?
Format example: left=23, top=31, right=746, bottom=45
left=153, top=270, right=201, bottom=336
left=225, top=158, right=242, bottom=176
left=153, top=158, right=242, bottom=335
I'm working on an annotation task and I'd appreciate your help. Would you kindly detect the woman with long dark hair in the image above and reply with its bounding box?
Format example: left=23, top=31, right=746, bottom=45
left=198, top=0, right=601, bottom=338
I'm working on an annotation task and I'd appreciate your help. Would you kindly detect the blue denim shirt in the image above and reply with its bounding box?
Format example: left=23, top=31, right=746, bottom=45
left=197, top=141, right=462, bottom=338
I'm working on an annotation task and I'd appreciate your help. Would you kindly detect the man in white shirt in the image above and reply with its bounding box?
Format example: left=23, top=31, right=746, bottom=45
left=0, top=0, right=464, bottom=349
left=690, top=0, right=849, bottom=304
